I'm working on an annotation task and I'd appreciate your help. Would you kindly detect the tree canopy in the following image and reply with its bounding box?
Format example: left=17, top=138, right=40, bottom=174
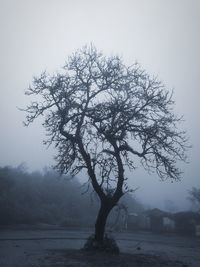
left=23, top=45, right=188, bottom=242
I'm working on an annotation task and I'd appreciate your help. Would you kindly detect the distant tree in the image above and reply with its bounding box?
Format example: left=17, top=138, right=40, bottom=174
left=22, top=45, right=188, bottom=245
left=0, top=166, right=99, bottom=226
left=188, top=187, right=200, bottom=211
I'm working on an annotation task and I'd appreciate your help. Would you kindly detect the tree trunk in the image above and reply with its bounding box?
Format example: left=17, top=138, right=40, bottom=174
left=95, top=200, right=113, bottom=243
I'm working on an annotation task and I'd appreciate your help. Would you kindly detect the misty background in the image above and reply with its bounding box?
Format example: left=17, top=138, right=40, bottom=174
left=0, top=0, right=199, bottom=212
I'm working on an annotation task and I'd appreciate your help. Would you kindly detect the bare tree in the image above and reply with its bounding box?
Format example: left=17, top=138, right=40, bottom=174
left=188, top=187, right=200, bottom=211
left=22, top=45, right=188, bottom=244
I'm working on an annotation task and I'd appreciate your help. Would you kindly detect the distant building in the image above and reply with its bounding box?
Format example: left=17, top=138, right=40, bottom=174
left=127, top=212, right=150, bottom=231
left=172, top=211, right=200, bottom=235
left=145, top=208, right=170, bottom=233
left=145, top=209, right=200, bottom=236
left=121, top=207, right=200, bottom=236
left=163, top=217, right=175, bottom=231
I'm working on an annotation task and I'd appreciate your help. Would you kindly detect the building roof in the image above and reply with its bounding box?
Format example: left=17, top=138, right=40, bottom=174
left=145, top=208, right=170, bottom=218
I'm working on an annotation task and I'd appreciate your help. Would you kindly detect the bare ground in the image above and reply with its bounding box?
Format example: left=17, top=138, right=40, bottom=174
left=40, top=249, right=188, bottom=267
left=0, top=227, right=199, bottom=267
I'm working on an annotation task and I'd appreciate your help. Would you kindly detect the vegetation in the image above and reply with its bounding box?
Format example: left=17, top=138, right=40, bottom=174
left=0, top=165, right=142, bottom=227
left=0, top=165, right=95, bottom=226
left=22, top=45, right=188, bottom=245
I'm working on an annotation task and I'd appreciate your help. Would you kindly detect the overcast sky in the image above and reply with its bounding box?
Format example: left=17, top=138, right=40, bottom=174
left=0, top=0, right=199, bottom=210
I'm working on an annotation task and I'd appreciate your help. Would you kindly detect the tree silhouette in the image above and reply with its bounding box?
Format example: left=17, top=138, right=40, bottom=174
left=23, top=45, right=188, bottom=244
left=188, top=187, right=200, bottom=211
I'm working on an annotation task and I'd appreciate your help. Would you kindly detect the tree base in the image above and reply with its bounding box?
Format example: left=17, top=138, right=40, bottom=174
left=83, top=234, right=120, bottom=254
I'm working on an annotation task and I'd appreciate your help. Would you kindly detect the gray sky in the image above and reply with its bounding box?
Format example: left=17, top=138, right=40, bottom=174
left=0, top=0, right=199, bottom=210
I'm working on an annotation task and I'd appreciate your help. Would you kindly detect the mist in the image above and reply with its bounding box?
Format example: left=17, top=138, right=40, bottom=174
left=0, top=165, right=145, bottom=227
left=0, top=0, right=199, bottom=218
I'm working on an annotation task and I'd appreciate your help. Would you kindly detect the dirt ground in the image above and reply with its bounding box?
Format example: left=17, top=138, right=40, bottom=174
left=0, top=227, right=200, bottom=267
left=40, top=249, right=189, bottom=267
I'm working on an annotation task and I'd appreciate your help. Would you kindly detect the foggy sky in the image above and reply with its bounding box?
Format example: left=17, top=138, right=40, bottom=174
left=0, top=0, right=199, bottom=211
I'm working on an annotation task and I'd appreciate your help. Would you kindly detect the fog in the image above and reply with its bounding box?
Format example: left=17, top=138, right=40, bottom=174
left=0, top=0, right=200, bottom=211
left=0, top=166, right=145, bottom=227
